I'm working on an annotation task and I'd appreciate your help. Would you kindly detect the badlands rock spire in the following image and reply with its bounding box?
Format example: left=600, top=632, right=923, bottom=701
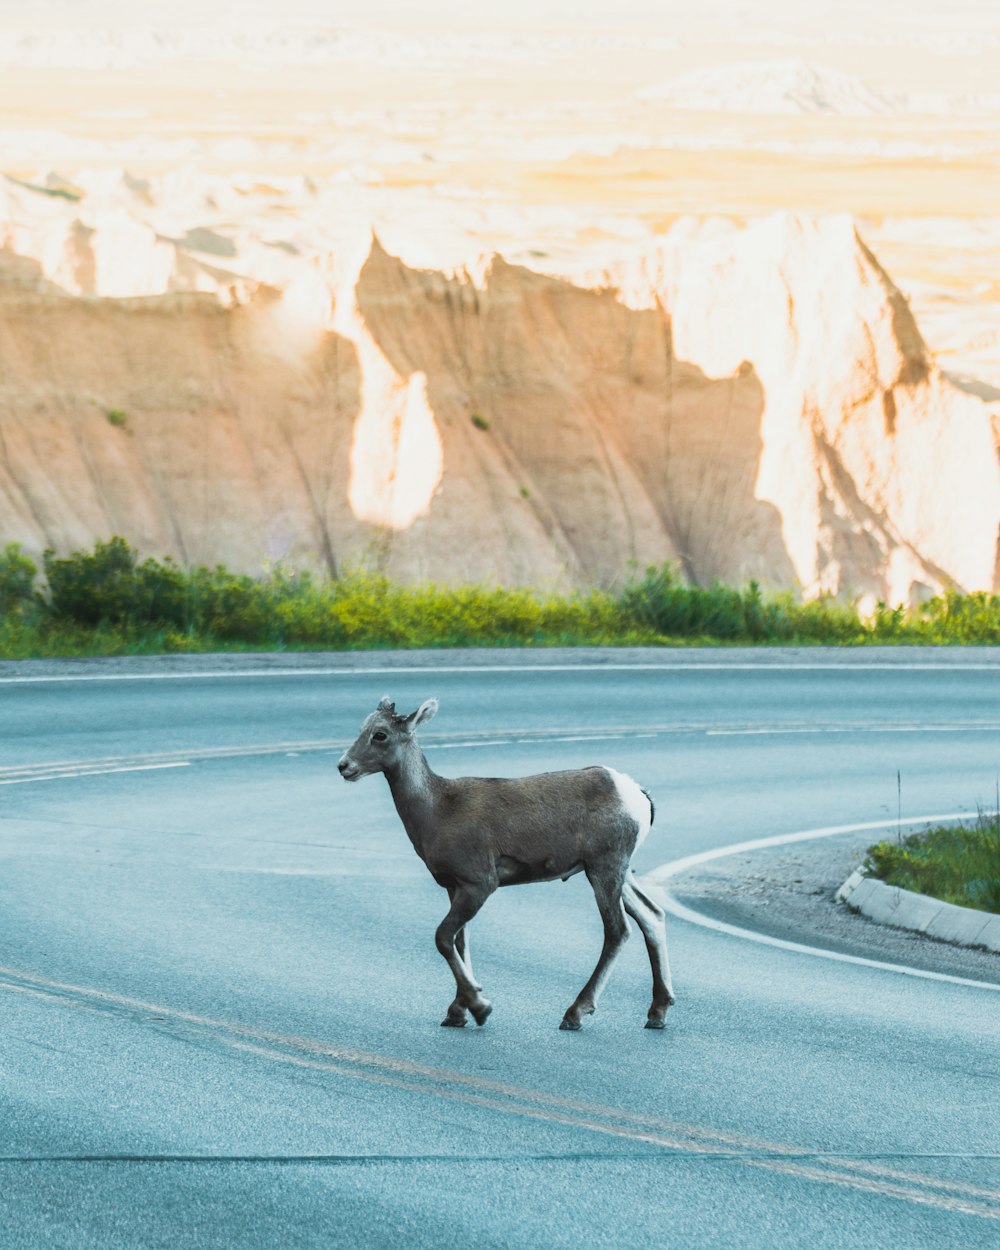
left=0, top=172, right=996, bottom=602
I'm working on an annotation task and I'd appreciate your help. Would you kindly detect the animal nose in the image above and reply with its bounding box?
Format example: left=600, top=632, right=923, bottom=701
left=337, top=757, right=350, bottom=775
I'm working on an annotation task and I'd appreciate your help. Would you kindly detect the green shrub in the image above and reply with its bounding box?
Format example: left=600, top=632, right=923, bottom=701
left=44, top=539, right=196, bottom=632
left=187, top=566, right=275, bottom=642
left=618, top=564, right=864, bottom=643
left=8, top=536, right=1000, bottom=659
left=44, top=537, right=140, bottom=627
left=133, top=555, right=191, bottom=630
left=912, top=590, right=1000, bottom=644
left=0, top=543, right=37, bottom=615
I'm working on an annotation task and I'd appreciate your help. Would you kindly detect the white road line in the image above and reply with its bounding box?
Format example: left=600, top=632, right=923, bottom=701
left=3, top=966, right=999, bottom=1218
left=0, top=741, right=341, bottom=780
left=3, top=661, right=1000, bottom=684
left=432, top=740, right=511, bottom=750
left=651, top=814, right=972, bottom=879
left=660, top=896, right=1000, bottom=992
left=0, top=762, right=191, bottom=787
left=0, top=720, right=992, bottom=789
left=707, top=727, right=999, bottom=736
left=8, top=724, right=981, bottom=786
left=510, top=733, right=630, bottom=745
left=648, top=814, right=1000, bottom=993
left=0, top=729, right=667, bottom=787
left=430, top=735, right=629, bottom=748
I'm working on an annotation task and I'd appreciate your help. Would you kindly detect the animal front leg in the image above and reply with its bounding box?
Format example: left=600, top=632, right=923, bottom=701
left=436, top=885, right=493, bottom=1026
left=560, top=866, right=630, bottom=1031
left=441, top=897, right=476, bottom=1027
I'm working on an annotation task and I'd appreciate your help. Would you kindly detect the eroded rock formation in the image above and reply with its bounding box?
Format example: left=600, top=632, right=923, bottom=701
left=0, top=210, right=996, bottom=601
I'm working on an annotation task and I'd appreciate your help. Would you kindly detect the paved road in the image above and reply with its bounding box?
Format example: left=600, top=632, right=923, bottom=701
left=1, top=649, right=998, bottom=1248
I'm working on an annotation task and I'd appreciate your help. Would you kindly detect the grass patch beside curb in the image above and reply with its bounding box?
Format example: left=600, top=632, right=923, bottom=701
left=865, top=812, right=1000, bottom=914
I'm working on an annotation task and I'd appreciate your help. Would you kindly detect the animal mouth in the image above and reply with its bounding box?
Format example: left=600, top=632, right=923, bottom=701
left=338, top=760, right=362, bottom=782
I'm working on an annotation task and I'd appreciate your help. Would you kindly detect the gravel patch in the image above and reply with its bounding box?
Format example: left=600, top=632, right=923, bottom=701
left=670, top=832, right=1000, bottom=986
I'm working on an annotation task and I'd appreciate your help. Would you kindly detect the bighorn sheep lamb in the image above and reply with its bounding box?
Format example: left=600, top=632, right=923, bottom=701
left=338, top=696, right=674, bottom=1030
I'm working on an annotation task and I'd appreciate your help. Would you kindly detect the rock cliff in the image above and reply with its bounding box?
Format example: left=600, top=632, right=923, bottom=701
left=0, top=208, right=996, bottom=601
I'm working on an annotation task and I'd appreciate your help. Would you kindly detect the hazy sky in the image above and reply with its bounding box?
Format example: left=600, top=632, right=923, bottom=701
left=9, top=0, right=1000, bottom=29
left=5, top=0, right=996, bottom=98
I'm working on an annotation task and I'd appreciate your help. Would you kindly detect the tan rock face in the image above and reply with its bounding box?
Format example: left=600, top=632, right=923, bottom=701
left=0, top=216, right=997, bottom=601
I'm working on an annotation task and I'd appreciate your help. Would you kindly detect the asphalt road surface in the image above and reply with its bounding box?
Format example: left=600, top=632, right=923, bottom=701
left=1, top=648, right=998, bottom=1249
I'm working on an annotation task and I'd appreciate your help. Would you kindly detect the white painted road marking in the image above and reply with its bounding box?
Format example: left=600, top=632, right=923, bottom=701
left=0, top=962, right=998, bottom=1220
left=707, top=726, right=1000, bottom=736
left=649, top=814, right=1000, bottom=993
left=0, top=762, right=191, bottom=787
left=0, top=732, right=659, bottom=789
left=3, top=661, right=1000, bottom=684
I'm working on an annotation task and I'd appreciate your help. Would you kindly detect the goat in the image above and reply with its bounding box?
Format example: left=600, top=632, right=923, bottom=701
left=338, top=696, right=674, bottom=1031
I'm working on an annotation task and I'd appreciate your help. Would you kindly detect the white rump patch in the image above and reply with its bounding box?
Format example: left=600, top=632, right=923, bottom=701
left=606, top=767, right=653, bottom=848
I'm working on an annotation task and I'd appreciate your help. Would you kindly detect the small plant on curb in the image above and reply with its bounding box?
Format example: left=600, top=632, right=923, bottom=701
left=864, top=810, right=1000, bottom=913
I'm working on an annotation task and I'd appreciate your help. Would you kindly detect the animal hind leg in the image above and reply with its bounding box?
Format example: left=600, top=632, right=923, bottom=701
left=623, top=873, right=674, bottom=1029
left=631, top=875, right=675, bottom=1007
left=560, top=862, right=630, bottom=1031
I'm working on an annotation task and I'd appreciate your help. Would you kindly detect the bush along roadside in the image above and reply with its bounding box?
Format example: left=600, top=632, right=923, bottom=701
left=864, top=810, right=1000, bottom=914
left=3, top=537, right=1000, bottom=658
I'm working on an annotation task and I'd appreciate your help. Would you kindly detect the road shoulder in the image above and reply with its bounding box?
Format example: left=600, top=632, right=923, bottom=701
left=5, top=643, right=1000, bottom=682
left=667, top=831, right=1000, bottom=986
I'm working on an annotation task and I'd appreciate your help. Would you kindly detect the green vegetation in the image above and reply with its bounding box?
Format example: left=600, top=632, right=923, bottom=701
left=470, top=413, right=490, bottom=431
left=0, top=543, right=37, bottom=616
left=2, top=537, right=1000, bottom=659
left=105, top=408, right=128, bottom=428
left=865, top=812, right=1000, bottom=913
left=619, top=565, right=864, bottom=643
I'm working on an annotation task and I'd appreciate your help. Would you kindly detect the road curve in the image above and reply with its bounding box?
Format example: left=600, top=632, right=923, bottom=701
left=1, top=648, right=998, bottom=1249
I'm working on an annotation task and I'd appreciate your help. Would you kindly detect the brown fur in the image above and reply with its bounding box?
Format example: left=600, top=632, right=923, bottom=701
left=338, top=697, right=674, bottom=1030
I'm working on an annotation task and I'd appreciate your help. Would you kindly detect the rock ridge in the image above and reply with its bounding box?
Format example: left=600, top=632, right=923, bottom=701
left=0, top=212, right=996, bottom=599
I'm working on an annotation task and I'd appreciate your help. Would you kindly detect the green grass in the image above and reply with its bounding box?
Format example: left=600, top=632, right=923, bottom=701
left=2, top=537, right=1000, bottom=659
left=865, top=812, right=1000, bottom=914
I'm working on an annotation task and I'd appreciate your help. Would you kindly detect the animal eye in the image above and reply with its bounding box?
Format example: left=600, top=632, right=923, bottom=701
left=372, top=731, right=388, bottom=743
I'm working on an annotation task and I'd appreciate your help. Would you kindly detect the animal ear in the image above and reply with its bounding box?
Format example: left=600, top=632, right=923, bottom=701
left=406, top=698, right=438, bottom=730
left=377, top=695, right=396, bottom=715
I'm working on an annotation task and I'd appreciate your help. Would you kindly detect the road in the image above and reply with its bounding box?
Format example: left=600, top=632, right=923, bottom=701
left=1, top=648, right=998, bottom=1249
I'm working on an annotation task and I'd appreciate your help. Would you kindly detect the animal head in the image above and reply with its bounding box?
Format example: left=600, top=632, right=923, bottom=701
left=337, top=695, right=439, bottom=782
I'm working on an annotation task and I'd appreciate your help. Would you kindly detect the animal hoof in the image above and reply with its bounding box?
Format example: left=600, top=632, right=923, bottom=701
left=559, top=1017, right=582, bottom=1031
left=644, top=1017, right=667, bottom=1030
left=440, top=1016, right=467, bottom=1027
left=470, top=1000, right=493, bottom=1027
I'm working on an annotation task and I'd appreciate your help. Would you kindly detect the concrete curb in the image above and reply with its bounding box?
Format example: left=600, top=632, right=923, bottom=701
left=836, top=870, right=1000, bottom=953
